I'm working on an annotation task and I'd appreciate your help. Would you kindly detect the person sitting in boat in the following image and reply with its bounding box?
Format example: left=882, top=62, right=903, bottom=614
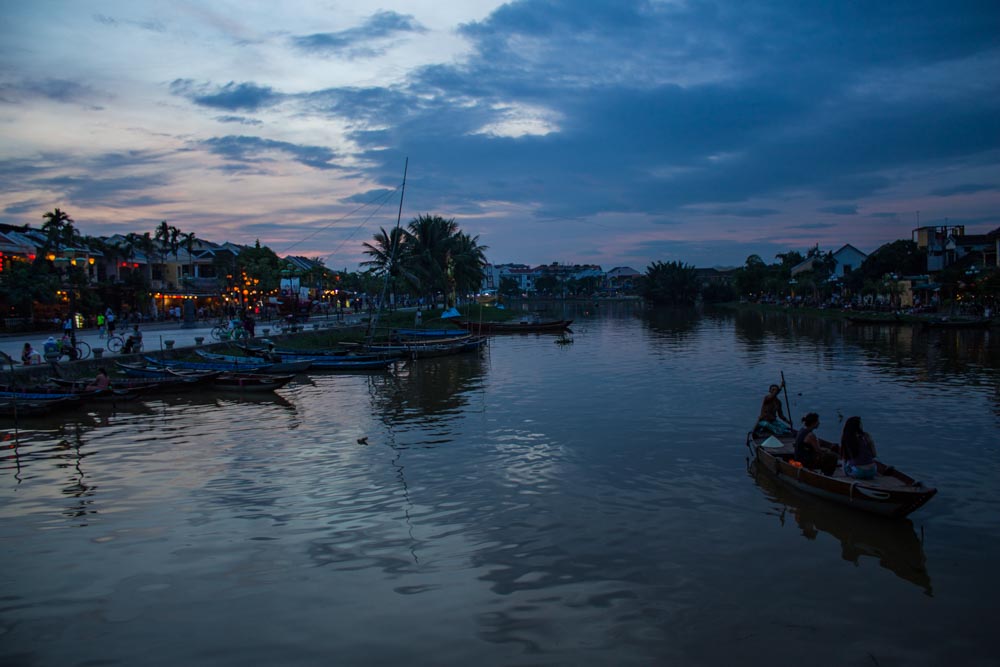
left=757, top=384, right=792, bottom=435
left=840, top=416, right=878, bottom=479
left=85, top=368, right=111, bottom=391
left=793, top=412, right=838, bottom=475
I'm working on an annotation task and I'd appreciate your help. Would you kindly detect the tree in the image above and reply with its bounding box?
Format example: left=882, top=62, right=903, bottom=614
left=499, top=276, right=520, bottom=299
left=404, top=214, right=459, bottom=307
left=181, top=231, right=198, bottom=284
left=643, top=260, right=700, bottom=305
left=40, top=208, right=80, bottom=258
left=361, top=226, right=416, bottom=307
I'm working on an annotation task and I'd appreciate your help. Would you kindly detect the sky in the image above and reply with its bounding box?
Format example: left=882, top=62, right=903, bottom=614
left=1, top=0, right=999, bottom=271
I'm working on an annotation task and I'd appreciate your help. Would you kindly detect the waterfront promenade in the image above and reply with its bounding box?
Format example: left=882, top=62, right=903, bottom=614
left=0, top=313, right=369, bottom=365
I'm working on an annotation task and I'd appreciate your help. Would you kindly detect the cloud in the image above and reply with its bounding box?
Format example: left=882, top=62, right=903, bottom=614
left=215, top=115, right=263, bottom=126
left=171, top=80, right=283, bottom=111
left=292, top=10, right=425, bottom=57
left=930, top=183, right=999, bottom=197
left=818, top=205, right=859, bottom=215
left=200, top=135, right=342, bottom=171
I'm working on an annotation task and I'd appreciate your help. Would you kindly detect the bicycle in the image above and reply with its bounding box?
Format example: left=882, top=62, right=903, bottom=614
left=211, top=324, right=249, bottom=342
left=107, top=334, right=144, bottom=354
left=56, top=340, right=91, bottom=361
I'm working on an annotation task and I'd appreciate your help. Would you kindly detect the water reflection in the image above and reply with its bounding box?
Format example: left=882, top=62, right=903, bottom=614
left=750, top=461, right=932, bottom=595
left=371, top=354, right=487, bottom=425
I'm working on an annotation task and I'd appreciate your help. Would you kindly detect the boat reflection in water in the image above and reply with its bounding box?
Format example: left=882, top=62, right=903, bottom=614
left=750, top=461, right=933, bottom=596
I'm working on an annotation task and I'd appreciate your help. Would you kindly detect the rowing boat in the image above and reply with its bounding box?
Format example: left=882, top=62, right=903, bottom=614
left=455, top=318, right=572, bottom=334
left=746, top=430, right=936, bottom=518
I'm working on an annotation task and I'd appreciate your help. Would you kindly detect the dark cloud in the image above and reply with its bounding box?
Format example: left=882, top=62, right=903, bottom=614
left=215, top=115, right=263, bottom=126
left=818, top=205, right=859, bottom=215
left=171, top=80, right=283, bottom=111
left=200, top=135, right=342, bottom=171
left=703, top=207, right=780, bottom=218
left=930, top=183, right=999, bottom=197
left=292, top=10, right=424, bottom=57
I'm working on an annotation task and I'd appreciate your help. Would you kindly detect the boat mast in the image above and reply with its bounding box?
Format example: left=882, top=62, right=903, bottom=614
left=366, top=157, right=408, bottom=344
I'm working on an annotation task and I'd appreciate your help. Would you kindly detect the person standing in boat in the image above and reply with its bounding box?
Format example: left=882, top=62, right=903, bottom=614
left=793, top=412, right=838, bottom=474
left=840, top=416, right=878, bottom=479
left=757, top=384, right=792, bottom=435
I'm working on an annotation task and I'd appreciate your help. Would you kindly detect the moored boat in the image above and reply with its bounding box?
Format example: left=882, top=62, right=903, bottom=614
left=746, top=430, right=936, bottom=518
left=193, top=350, right=313, bottom=373
left=456, top=318, right=572, bottom=334
left=211, top=373, right=295, bottom=392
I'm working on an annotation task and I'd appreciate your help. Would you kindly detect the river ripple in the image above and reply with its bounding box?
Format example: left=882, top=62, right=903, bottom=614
left=2, top=303, right=998, bottom=666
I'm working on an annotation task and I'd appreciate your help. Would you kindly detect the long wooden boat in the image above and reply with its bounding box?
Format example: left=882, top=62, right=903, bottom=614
left=193, top=350, right=313, bottom=373
left=364, top=335, right=487, bottom=359
left=211, top=373, right=295, bottom=392
left=391, top=327, right=468, bottom=339
left=0, top=395, right=81, bottom=417
left=143, top=356, right=307, bottom=375
left=115, top=361, right=220, bottom=382
left=456, top=318, right=573, bottom=334
left=920, top=316, right=993, bottom=329
left=846, top=314, right=905, bottom=325
left=746, top=430, right=936, bottom=518
left=0, top=386, right=142, bottom=403
left=49, top=375, right=203, bottom=393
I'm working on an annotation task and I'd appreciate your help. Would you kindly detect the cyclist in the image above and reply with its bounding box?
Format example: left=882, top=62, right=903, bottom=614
left=123, top=325, right=143, bottom=353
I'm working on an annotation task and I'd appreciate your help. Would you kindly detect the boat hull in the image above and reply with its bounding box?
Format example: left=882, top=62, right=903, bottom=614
left=748, top=432, right=936, bottom=518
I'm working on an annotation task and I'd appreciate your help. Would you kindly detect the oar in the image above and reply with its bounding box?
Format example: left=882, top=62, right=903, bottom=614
left=780, top=370, right=794, bottom=427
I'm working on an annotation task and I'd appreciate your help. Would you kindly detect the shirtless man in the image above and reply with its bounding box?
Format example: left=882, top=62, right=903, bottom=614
left=757, top=383, right=792, bottom=435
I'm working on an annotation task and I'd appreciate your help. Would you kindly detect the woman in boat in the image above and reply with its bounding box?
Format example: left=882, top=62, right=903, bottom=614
left=85, top=368, right=111, bottom=392
left=757, top=384, right=792, bottom=435
left=841, top=416, right=878, bottom=479
left=794, top=412, right=838, bottom=474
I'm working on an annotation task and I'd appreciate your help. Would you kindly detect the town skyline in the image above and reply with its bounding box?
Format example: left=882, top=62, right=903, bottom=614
left=2, top=1, right=998, bottom=271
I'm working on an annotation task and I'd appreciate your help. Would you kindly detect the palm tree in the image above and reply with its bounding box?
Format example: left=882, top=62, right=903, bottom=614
left=405, top=214, right=459, bottom=307
left=40, top=208, right=79, bottom=258
left=448, top=231, right=489, bottom=304
left=180, top=231, right=198, bottom=286
left=362, top=226, right=417, bottom=308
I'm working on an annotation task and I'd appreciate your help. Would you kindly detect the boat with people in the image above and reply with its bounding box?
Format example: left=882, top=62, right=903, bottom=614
left=746, top=430, right=936, bottom=518
left=455, top=317, right=573, bottom=334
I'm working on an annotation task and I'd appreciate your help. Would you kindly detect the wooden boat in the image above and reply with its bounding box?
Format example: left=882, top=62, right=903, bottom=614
left=391, top=327, right=468, bottom=339
left=920, top=316, right=993, bottom=329
left=746, top=430, right=936, bottom=518
left=211, top=373, right=295, bottom=392
left=143, top=356, right=305, bottom=375
left=49, top=375, right=202, bottom=393
left=364, top=335, right=487, bottom=359
left=116, top=361, right=220, bottom=382
left=193, top=350, right=313, bottom=373
left=846, top=314, right=904, bottom=325
left=455, top=318, right=573, bottom=334
left=0, top=386, right=141, bottom=403
left=0, top=395, right=81, bottom=417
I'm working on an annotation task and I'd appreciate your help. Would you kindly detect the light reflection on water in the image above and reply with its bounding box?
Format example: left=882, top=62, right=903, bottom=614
left=2, top=304, right=999, bottom=665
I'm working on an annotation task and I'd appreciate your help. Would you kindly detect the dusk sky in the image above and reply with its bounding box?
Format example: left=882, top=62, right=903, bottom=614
left=2, top=1, right=998, bottom=271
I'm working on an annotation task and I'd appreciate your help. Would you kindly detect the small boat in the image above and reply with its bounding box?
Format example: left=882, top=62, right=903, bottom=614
left=143, top=356, right=304, bottom=374
left=456, top=318, right=573, bottom=334
left=0, top=387, right=141, bottom=403
left=364, top=335, right=487, bottom=359
left=746, top=430, right=936, bottom=518
left=0, top=395, right=81, bottom=417
left=115, top=361, right=220, bottom=382
left=846, top=314, right=905, bottom=325
left=49, top=375, right=201, bottom=394
left=391, top=327, right=468, bottom=339
left=193, top=350, right=313, bottom=373
left=211, top=373, right=295, bottom=392
left=920, top=316, right=993, bottom=329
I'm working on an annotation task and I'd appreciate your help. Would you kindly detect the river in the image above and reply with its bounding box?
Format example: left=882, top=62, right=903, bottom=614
left=2, top=303, right=997, bottom=666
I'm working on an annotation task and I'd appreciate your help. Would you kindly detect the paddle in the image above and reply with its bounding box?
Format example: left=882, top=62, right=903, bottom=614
left=780, top=370, right=794, bottom=428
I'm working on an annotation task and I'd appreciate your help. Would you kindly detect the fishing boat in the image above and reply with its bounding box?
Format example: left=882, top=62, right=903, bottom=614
left=49, top=374, right=202, bottom=394
left=0, top=386, right=142, bottom=403
left=364, top=335, right=487, bottom=359
left=0, top=395, right=81, bottom=417
left=845, top=314, right=905, bottom=325
left=390, top=327, right=468, bottom=339
left=920, top=316, right=993, bottom=329
left=455, top=318, right=573, bottom=334
left=142, top=356, right=306, bottom=375
left=745, top=430, right=936, bottom=518
left=115, top=361, right=220, bottom=382
left=193, top=350, right=313, bottom=373
left=211, top=373, right=295, bottom=392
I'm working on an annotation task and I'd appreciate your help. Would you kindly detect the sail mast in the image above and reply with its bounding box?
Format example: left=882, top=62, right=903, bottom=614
left=367, top=157, right=408, bottom=343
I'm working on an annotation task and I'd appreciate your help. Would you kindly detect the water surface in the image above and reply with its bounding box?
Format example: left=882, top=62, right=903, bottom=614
left=2, top=304, right=997, bottom=665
